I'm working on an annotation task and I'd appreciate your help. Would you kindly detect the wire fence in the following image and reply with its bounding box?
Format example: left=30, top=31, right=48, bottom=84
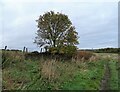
left=0, top=45, right=47, bottom=53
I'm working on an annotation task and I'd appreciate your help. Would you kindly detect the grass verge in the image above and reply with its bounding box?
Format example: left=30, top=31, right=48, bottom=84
left=109, top=60, right=118, bottom=90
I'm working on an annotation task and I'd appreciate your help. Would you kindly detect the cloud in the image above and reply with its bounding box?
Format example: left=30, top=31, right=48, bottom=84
left=1, top=0, right=119, bottom=3
left=0, top=1, right=118, bottom=51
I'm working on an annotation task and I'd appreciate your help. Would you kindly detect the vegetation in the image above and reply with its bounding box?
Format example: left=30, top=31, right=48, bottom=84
left=2, top=50, right=119, bottom=90
left=1, top=10, right=119, bottom=91
left=93, top=48, right=120, bottom=53
left=109, top=59, right=118, bottom=90
left=34, top=11, right=79, bottom=55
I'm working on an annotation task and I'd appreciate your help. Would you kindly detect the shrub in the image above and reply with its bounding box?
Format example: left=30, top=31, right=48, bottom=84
left=49, top=46, right=77, bottom=57
left=64, top=46, right=77, bottom=56
left=31, top=51, right=39, bottom=54
left=49, top=47, right=58, bottom=54
left=75, top=51, right=94, bottom=60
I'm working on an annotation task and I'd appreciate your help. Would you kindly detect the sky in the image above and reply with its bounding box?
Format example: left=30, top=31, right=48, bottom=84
left=0, top=0, right=119, bottom=51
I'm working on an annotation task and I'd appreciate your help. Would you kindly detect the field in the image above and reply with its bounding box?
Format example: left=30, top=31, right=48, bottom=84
left=2, top=50, right=119, bottom=90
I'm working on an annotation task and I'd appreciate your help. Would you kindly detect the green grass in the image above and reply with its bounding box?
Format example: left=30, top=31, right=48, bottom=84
left=109, top=60, right=118, bottom=90
left=2, top=51, right=119, bottom=90
left=60, top=60, right=105, bottom=90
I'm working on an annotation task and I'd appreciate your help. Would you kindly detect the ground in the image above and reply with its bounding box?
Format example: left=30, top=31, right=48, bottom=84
left=2, top=51, right=119, bottom=90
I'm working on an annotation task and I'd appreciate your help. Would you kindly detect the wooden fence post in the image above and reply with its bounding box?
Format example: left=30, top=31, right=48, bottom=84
left=5, top=46, right=7, bottom=50
left=23, top=47, right=25, bottom=53
left=26, top=48, right=28, bottom=53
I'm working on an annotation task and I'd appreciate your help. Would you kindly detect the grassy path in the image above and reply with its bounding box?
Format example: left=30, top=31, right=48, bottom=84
left=99, top=53, right=118, bottom=90
left=100, top=61, right=110, bottom=90
left=60, top=60, right=105, bottom=90
left=61, top=53, right=118, bottom=90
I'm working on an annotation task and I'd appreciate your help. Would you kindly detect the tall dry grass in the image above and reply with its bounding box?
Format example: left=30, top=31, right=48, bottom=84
left=39, top=51, right=96, bottom=84
left=41, top=59, right=59, bottom=82
left=2, top=51, right=25, bottom=68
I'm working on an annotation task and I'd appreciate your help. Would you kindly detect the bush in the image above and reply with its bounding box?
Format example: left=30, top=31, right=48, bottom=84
left=75, top=51, right=94, bottom=60
left=64, top=46, right=77, bottom=56
left=31, top=51, right=39, bottom=54
left=49, top=46, right=77, bottom=57
left=49, top=47, right=58, bottom=54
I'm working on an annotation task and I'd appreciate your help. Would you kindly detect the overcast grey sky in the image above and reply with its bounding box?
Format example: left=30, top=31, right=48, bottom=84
left=0, top=0, right=118, bottom=51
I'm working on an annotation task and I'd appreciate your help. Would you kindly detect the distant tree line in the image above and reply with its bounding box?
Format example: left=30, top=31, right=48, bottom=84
left=93, top=48, right=120, bottom=53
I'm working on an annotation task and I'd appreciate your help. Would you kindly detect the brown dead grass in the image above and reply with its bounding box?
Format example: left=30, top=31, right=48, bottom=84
left=41, top=60, right=59, bottom=82
left=75, top=51, right=95, bottom=61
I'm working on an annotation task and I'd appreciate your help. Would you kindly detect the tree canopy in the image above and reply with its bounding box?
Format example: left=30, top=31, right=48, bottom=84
left=34, top=11, right=79, bottom=54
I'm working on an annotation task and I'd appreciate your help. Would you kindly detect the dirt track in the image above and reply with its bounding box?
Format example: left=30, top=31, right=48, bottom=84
left=100, top=61, right=110, bottom=90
